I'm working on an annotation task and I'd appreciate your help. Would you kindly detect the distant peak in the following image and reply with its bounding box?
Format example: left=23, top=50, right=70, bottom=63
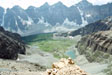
left=44, top=2, right=49, bottom=6
left=57, top=1, right=63, bottom=4
left=81, top=0, right=92, bottom=4
left=42, top=2, right=50, bottom=7
left=40, top=2, right=50, bottom=8
left=13, top=5, right=21, bottom=8
left=76, top=0, right=93, bottom=7
left=79, top=0, right=90, bottom=3
left=12, top=5, right=23, bottom=10
left=82, top=0, right=90, bottom=3
left=53, top=1, right=66, bottom=7
left=83, top=0, right=87, bottom=1
left=27, top=6, right=36, bottom=10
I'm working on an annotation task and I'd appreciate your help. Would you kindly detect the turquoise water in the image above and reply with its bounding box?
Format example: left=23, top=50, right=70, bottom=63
left=65, top=50, right=76, bottom=59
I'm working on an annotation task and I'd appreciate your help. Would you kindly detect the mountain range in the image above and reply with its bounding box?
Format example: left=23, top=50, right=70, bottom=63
left=69, top=16, right=112, bottom=36
left=0, top=0, right=112, bottom=36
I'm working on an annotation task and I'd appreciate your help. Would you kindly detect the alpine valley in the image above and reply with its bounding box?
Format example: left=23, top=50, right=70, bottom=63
left=1, top=0, right=112, bottom=75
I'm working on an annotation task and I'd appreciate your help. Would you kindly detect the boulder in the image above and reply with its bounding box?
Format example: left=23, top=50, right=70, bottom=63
left=43, top=58, right=88, bottom=75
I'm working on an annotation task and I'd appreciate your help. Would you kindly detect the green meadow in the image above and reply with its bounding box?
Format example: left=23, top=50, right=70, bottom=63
left=22, top=33, right=76, bottom=58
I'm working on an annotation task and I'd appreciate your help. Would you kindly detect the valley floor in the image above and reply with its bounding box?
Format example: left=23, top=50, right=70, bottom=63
left=0, top=35, right=109, bottom=75
left=20, top=35, right=108, bottom=75
left=18, top=45, right=58, bottom=67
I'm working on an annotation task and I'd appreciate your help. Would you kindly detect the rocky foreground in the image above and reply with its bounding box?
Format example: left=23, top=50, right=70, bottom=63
left=0, top=58, right=88, bottom=75
left=0, top=59, right=45, bottom=75
left=43, top=58, right=88, bottom=75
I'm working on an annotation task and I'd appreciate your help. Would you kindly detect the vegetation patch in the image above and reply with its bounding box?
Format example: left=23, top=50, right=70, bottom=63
left=22, top=33, right=77, bottom=58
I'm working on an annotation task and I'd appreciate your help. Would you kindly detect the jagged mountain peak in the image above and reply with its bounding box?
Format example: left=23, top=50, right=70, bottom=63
left=82, top=0, right=88, bottom=2
left=79, top=0, right=92, bottom=4
left=27, top=6, right=36, bottom=10
left=27, top=6, right=36, bottom=9
left=43, top=2, right=49, bottom=6
left=11, top=5, right=25, bottom=12
left=39, top=2, right=50, bottom=9
left=76, top=0, right=93, bottom=8
left=41, top=2, right=50, bottom=7
left=12, top=5, right=23, bottom=9
left=56, top=1, right=63, bottom=4
left=53, top=1, right=66, bottom=7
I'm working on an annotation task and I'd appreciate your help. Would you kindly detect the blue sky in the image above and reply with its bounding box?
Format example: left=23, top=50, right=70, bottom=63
left=0, top=0, right=112, bottom=9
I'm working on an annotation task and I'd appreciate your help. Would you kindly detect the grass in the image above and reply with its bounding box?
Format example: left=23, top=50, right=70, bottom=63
left=36, top=39, right=75, bottom=52
left=22, top=33, right=53, bottom=44
left=22, top=33, right=76, bottom=58
left=104, top=62, right=112, bottom=75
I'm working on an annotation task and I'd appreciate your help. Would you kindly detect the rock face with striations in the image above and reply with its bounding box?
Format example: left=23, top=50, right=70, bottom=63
left=77, top=30, right=112, bottom=55
left=0, top=26, right=25, bottom=60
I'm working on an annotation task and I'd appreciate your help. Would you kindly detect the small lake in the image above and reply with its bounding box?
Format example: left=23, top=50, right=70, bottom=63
left=65, top=50, right=76, bottom=59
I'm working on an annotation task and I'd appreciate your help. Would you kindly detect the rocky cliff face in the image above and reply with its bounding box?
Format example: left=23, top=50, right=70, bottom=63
left=77, top=30, right=112, bottom=62
left=0, top=26, right=25, bottom=59
left=70, top=16, right=112, bottom=36
left=78, top=30, right=112, bottom=54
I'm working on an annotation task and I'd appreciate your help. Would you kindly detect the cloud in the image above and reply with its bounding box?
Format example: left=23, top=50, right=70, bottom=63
left=0, top=0, right=112, bottom=9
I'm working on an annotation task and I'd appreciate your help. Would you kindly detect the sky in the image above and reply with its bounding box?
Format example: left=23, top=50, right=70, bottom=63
left=0, top=0, right=112, bottom=9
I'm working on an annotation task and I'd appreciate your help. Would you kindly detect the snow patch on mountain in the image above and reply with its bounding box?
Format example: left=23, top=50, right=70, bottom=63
left=1, top=9, right=6, bottom=27
left=77, top=7, right=88, bottom=26
left=21, top=17, right=81, bottom=36
left=43, top=18, right=81, bottom=33
left=15, top=20, right=24, bottom=34
left=37, top=17, right=52, bottom=27
left=38, top=17, right=51, bottom=27
left=27, top=16, right=33, bottom=25
left=63, top=18, right=79, bottom=26
left=18, top=16, right=33, bottom=26
left=86, top=14, right=91, bottom=17
left=21, top=17, right=52, bottom=36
